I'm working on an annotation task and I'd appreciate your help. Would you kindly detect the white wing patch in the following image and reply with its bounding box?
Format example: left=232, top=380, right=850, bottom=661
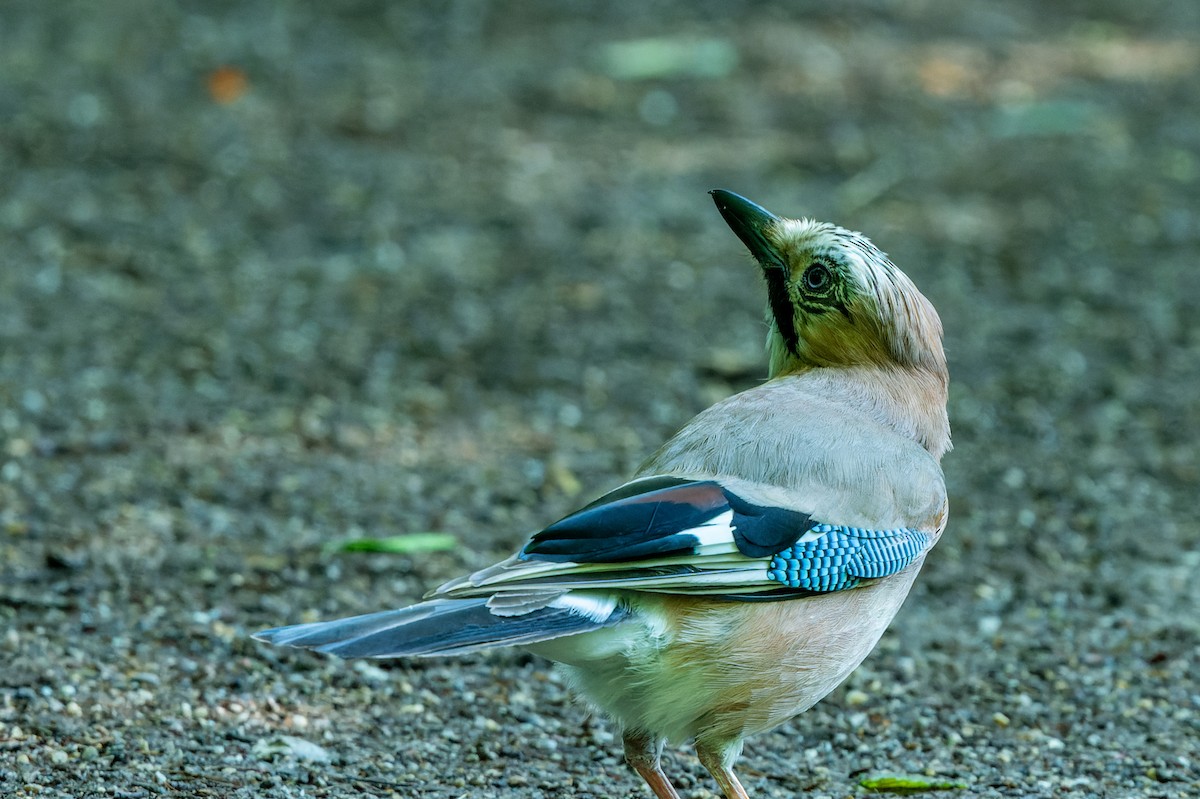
left=688, top=509, right=736, bottom=547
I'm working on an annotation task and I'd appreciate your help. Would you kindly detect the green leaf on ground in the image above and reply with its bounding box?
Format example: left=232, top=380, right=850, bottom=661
left=335, top=533, right=458, bottom=554
left=860, top=775, right=968, bottom=794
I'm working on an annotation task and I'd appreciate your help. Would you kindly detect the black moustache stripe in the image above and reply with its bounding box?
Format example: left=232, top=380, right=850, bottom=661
left=765, top=270, right=800, bottom=356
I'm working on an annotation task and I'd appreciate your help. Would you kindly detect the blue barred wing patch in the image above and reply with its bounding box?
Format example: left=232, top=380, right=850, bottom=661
left=766, top=524, right=930, bottom=592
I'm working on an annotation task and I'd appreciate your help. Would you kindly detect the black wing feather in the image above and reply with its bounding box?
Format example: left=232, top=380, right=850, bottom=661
left=521, top=478, right=816, bottom=563
left=574, top=475, right=694, bottom=511
left=522, top=480, right=728, bottom=562
left=724, top=491, right=814, bottom=557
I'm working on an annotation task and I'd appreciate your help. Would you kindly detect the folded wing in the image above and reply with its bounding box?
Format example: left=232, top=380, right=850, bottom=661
left=434, top=476, right=932, bottom=601
left=257, top=477, right=934, bottom=659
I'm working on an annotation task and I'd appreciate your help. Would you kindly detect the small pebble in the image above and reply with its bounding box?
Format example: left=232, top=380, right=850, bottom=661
left=977, top=616, right=1002, bottom=636
left=353, top=662, right=390, bottom=683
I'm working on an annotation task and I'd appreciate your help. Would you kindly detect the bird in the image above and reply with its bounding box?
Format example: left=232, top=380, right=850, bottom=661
left=255, top=189, right=951, bottom=799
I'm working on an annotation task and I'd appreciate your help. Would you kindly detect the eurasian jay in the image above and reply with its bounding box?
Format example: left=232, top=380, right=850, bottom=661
left=255, top=190, right=952, bottom=799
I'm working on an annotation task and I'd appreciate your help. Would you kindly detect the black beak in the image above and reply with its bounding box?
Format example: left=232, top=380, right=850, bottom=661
left=711, top=189, right=801, bottom=357
left=709, top=189, right=787, bottom=273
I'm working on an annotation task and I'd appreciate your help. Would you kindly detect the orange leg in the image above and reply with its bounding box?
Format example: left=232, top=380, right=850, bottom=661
left=623, top=731, right=682, bottom=799
left=696, top=740, right=750, bottom=799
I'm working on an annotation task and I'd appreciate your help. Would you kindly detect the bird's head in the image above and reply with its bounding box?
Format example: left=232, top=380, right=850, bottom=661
left=711, top=190, right=947, bottom=383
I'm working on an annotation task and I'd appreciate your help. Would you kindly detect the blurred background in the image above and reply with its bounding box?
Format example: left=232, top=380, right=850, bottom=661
left=1, top=1, right=1197, bottom=797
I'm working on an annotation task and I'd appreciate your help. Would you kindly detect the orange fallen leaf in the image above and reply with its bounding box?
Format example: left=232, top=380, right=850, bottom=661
left=207, top=66, right=248, bottom=104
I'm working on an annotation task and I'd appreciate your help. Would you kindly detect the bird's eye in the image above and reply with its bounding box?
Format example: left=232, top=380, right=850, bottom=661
left=803, top=264, right=831, bottom=291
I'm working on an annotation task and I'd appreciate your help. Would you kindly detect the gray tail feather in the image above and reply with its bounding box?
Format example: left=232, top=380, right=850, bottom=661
left=254, top=598, right=627, bottom=658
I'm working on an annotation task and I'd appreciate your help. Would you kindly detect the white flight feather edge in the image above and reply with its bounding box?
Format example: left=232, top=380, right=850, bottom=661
left=444, top=553, right=777, bottom=597
left=509, top=568, right=778, bottom=594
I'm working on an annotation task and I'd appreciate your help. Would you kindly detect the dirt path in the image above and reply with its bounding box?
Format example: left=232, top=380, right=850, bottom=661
left=2, top=2, right=1198, bottom=796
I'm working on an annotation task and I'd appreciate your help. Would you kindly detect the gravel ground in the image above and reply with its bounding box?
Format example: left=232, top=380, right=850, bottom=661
left=2, top=2, right=1199, bottom=797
